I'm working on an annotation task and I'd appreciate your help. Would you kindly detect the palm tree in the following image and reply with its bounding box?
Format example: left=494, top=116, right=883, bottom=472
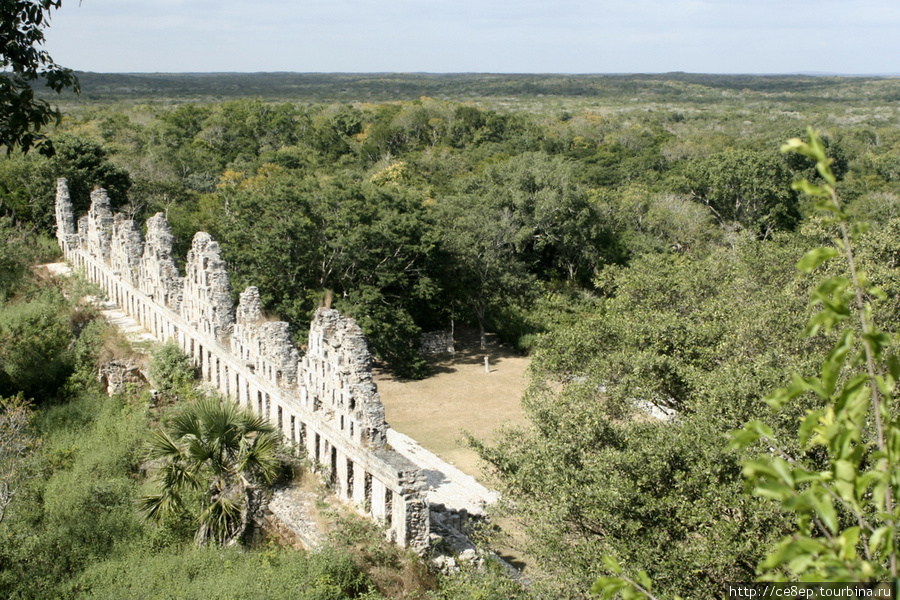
left=139, top=395, right=282, bottom=546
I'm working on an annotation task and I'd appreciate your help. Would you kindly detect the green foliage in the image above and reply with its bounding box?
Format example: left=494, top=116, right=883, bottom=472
left=148, top=341, right=196, bottom=394
left=0, top=133, right=131, bottom=231
left=0, top=390, right=148, bottom=598
left=430, top=561, right=531, bottom=600
left=0, top=372, right=436, bottom=600
left=140, top=395, right=282, bottom=546
left=678, top=148, right=801, bottom=236
left=0, top=393, right=38, bottom=525
left=49, top=134, right=132, bottom=212
left=72, top=545, right=379, bottom=600
left=0, top=216, right=31, bottom=299
left=474, top=232, right=831, bottom=598
left=592, top=131, right=900, bottom=597
left=0, top=287, right=73, bottom=399
left=217, top=166, right=437, bottom=377
left=729, top=129, right=900, bottom=581
left=0, top=0, right=78, bottom=154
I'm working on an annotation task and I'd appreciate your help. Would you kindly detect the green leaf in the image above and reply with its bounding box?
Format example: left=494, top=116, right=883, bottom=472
left=772, top=457, right=795, bottom=487
left=798, top=410, right=824, bottom=448
left=797, top=247, right=839, bottom=273
left=729, top=427, right=762, bottom=450
left=838, top=527, right=860, bottom=560
left=603, top=555, right=623, bottom=575
left=868, top=526, right=892, bottom=556
left=755, top=480, right=794, bottom=501
left=592, top=577, right=626, bottom=599
left=833, top=459, right=856, bottom=482
left=636, top=571, right=652, bottom=590
left=814, top=494, right=838, bottom=533
left=763, top=536, right=826, bottom=569
left=792, top=179, right=832, bottom=198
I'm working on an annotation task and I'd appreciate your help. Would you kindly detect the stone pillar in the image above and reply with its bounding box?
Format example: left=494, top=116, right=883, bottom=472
left=371, top=479, right=388, bottom=520
left=336, top=450, right=349, bottom=500
left=352, top=464, right=368, bottom=507
left=200, top=346, right=209, bottom=381
left=401, top=495, right=430, bottom=551
left=110, top=214, right=143, bottom=285
left=391, top=491, right=405, bottom=545
left=305, top=426, right=317, bottom=464
left=236, top=372, right=247, bottom=406
left=182, top=232, right=234, bottom=344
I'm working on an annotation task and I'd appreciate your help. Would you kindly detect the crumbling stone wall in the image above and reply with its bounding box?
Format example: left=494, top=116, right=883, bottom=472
left=86, top=188, right=113, bottom=262
left=302, top=308, right=387, bottom=449
left=54, top=178, right=429, bottom=551
left=109, top=214, right=143, bottom=286
left=232, top=286, right=299, bottom=388
left=139, top=213, right=183, bottom=310
left=54, top=178, right=77, bottom=255
left=182, top=232, right=234, bottom=343
left=420, top=331, right=455, bottom=355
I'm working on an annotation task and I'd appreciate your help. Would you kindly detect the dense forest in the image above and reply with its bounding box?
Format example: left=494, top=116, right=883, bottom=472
left=4, top=73, right=900, bottom=598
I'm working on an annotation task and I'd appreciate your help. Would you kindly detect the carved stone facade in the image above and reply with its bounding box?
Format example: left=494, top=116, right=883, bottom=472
left=182, top=232, right=234, bottom=343
left=139, top=213, right=183, bottom=310
left=86, top=188, right=113, bottom=262
left=302, top=308, right=387, bottom=449
left=109, top=214, right=143, bottom=286
left=55, top=178, right=429, bottom=551
left=54, top=178, right=77, bottom=255
left=232, top=286, right=299, bottom=389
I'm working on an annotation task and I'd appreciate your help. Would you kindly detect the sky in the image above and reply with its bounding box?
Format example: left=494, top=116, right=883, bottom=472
left=41, top=0, right=900, bottom=75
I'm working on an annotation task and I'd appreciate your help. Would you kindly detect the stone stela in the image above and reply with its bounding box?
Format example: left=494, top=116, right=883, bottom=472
left=55, top=178, right=430, bottom=551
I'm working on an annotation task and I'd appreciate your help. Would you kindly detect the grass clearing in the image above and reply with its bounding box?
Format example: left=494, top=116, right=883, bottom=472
left=375, top=330, right=530, bottom=481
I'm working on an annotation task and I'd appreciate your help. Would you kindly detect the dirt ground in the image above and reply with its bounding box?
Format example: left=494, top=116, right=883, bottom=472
left=374, top=332, right=531, bottom=481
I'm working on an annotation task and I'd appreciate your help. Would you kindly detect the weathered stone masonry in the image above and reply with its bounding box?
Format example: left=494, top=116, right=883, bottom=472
left=55, top=178, right=429, bottom=550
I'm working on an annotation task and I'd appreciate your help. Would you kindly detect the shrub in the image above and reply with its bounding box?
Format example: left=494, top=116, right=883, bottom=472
left=148, top=342, right=195, bottom=394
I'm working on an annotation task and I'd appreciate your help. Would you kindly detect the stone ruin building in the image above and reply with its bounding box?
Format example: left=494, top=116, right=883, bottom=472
left=55, top=178, right=433, bottom=550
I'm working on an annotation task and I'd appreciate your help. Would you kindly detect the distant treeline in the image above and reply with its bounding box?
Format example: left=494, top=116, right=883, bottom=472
left=47, top=71, right=900, bottom=104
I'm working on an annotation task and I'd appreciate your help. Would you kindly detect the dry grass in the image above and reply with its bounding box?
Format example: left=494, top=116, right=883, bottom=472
left=375, top=331, right=531, bottom=480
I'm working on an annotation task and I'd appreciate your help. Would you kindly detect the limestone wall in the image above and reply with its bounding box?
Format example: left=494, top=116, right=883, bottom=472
left=138, top=213, right=183, bottom=311
left=419, top=330, right=455, bottom=355
left=54, top=178, right=429, bottom=551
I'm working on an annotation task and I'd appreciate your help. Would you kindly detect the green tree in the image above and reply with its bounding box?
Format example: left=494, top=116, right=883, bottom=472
left=680, top=149, right=800, bottom=237
left=0, top=0, right=78, bottom=153
left=438, top=189, right=533, bottom=349
left=0, top=216, right=30, bottom=299
left=438, top=152, right=604, bottom=347
left=0, top=133, right=132, bottom=230
left=139, top=395, right=282, bottom=546
left=218, top=167, right=438, bottom=377
left=473, top=236, right=824, bottom=598
left=49, top=133, right=132, bottom=217
left=593, top=131, right=900, bottom=598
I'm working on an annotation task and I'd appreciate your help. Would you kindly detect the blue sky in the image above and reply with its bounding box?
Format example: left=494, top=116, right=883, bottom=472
left=43, top=0, right=900, bottom=74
